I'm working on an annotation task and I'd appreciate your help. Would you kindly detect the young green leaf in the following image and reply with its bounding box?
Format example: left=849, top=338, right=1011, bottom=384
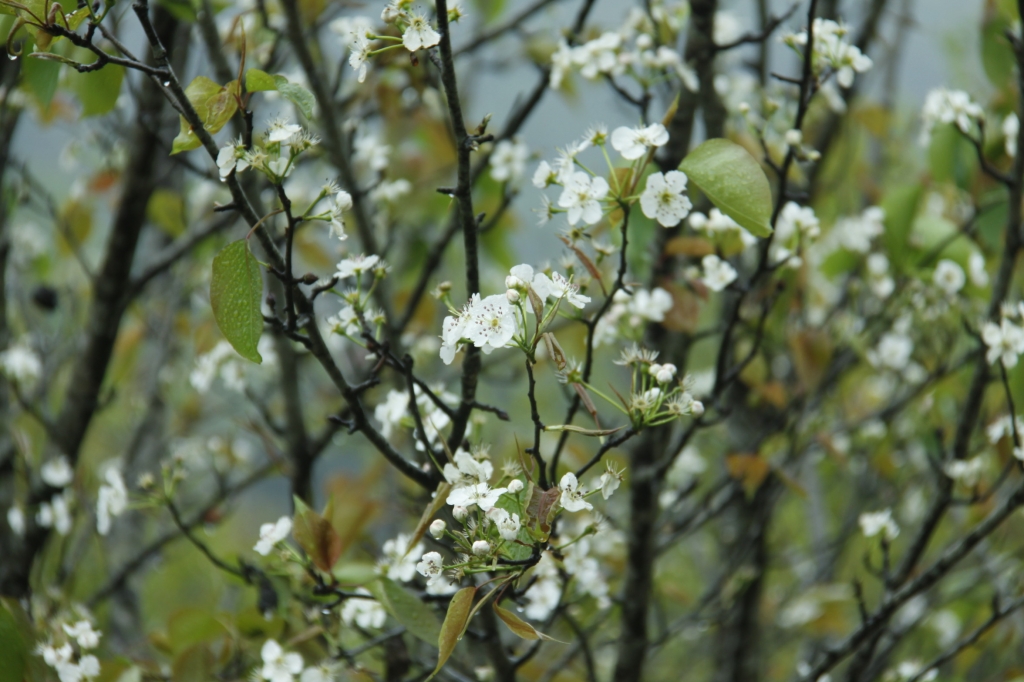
left=210, top=240, right=264, bottom=364
left=431, top=587, right=477, bottom=678
left=273, top=75, right=316, bottom=120
left=493, top=603, right=561, bottom=641
left=0, top=600, right=29, bottom=682
left=293, top=504, right=344, bottom=573
left=171, top=76, right=240, bottom=154
left=245, top=68, right=278, bottom=92
left=680, top=138, right=773, bottom=238
left=368, top=578, right=443, bottom=645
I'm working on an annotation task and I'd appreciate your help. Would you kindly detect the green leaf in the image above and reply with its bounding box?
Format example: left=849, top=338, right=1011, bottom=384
left=880, top=184, right=922, bottom=269
left=431, top=587, right=476, bottom=678
left=70, top=61, right=125, bottom=117
left=245, top=68, right=277, bottom=92
left=22, top=51, right=61, bottom=108
left=171, top=76, right=239, bottom=154
left=981, top=14, right=1013, bottom=87
left=292, top=501, right=344, bottom=573
left=273, top=74, right=315, bottom=120
left=368, top=578, right=443, bottom=646
left=543, top=424, right=624, bottom=436
left=493, top=603, right=561, bottom=641
left=147, top=189, right=187, bottom=237
left=0, top=600, right=29, bottom=682
left=680, top=138, right=773, bottom=238
left=210, top=240, right=264, bottom=364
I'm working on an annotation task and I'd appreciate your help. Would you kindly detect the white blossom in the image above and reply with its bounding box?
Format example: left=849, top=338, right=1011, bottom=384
left=341, top=588, right=386, bottom=629
left=490, top=139, right=529, bottom=183
left=96, top=466, right=128, bottom=536
left=701, top=255, right=737, bottom=292
left=267, top=118, right=302, bottom=144
left=37, top=491, right=72, bottom=536
left=63, top=621, right=101, bottom=650
left=835, top=206, right=884, bottom=253
left=944, top=457, right=985, bottom=487
left=507, top=479, right=524, bottom=494
left=868, top=332, right=914, bottom=371
left=1004, top=112, right=1019, bottom=157
left=402, top=14, right=441, bottom=52
left=379, top=533, right=424, bottom=582
left=932, top=259, right=965, bottom=296
left=260, top=639, right=304, bottom=682
left=610, top=123, right=669, bottom=160
left=41, top=456, right=74, bottom=488
left=487, top=507, right=521, bottom=541
left=640, top=171, right=692, bottom=227
left=217, top=136, right=250, bottom=178
left=919, top=88, right=983, bottom=146
left=0, top=342, right=41, bottom=385
left=336, top=253, right=379, bottom=279
left=254, top=516, right=292, bottom=556
left=558, top=472, right=593, bottom=512
left=429, top=519, right=447, bottom=538
left=329, top=190, right=353, bottom=240
left=416, top=551, right=445, bottom=585
left=598, top=465, right=623, bottom=500
left=464, top=294, right=518, bottom=353
left=472, top=540, right=492, bottom=556
left=558, top=172, right=609, bottom=226
left=446, top=482, right=507, bottom=511
left=7, top=506, right=25, bottom=536
left=982, top=318, right=1024, bottom=367
left=859, top=509, right=899, bottom=541
left=969, top=251, right=989, bottom=287
left=443, top=449, right=494, bottom=488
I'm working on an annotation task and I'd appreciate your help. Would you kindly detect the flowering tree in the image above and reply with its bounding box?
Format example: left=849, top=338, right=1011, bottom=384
left=1, top=0, right=1024, bottom=681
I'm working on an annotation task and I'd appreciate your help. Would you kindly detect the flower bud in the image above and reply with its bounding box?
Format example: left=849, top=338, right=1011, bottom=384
left=507, top=479, right=524, bottom=493
left=429, top=519, right=446, bottom=538
left=472, top=540, right=491, bottom=556
left=506, top=289, right=520, bottom=304
left=505, top=275, right=522, bottom=289
left=785, top=129, right=803, bottom=147
left=691, top=400, right=705, bottom=416
left=453, top=505, right=469, bottom=521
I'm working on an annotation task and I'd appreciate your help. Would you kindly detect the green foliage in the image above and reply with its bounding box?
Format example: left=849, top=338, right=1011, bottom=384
left=292, top=496, right=344, bottom=573
left=880, top=184, right=923, bottom=269
left=367, top=578, right=443, bottom=646
left=22, top=51, right=61, bottom=108
left=493, top=603, right=559, bottom=641
left=431, top=587, right=476, bottom=678
left=147, top=189, right=188, bottom=237
left=245, top=68, right=277, bottom=92
left=679, top=138, right=774, bottom=237
left=0, top=600, right=29, bottom=682
left=272, top=74, right=315, bottom=120
left=69, top=60, right=124, bottom=117
left=171, top=76, right=240, bottom=154
left=209, top=239, right=264, bottom=364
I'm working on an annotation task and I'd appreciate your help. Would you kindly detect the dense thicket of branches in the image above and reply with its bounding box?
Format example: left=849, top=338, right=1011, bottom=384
left=2, top=1, right=1024, bottom=682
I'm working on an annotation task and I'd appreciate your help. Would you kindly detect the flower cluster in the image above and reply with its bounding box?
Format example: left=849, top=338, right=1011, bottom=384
left=594, top=287, right=674, bottom=345
left=36, top=615, right=102, bottom=682
left=0, top=339, right=42, bottom=386
left=982, top=305, right=1024, bottom=368
left=336, top=3, right=443, bottom=84
left=610, top=344, right=705, bottom=426
left=217, top=118, right=319, bottom=183
left=439, top=263, right=589, bottom=365
left=783, top=18, right=873, bottom=89
left=549, top=8, right=697, bottom=92
left=919, top=88, right=984, bottom=146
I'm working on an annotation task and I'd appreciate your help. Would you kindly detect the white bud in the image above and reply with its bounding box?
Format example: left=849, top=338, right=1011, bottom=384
left=785, top=129, right=803, bottom=147
left=506, top=289, right=520, bottom=304
left=507, top=479, right=524, bottom=493
left=505, top=275, right=521, bottom=289
left=453, top=505, right=469, bottom=521
left=472, top=540, right=491, bottom=556
left=429, top=519, right=446, bottom=538
left=691, top=400, right=705, bottom=416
